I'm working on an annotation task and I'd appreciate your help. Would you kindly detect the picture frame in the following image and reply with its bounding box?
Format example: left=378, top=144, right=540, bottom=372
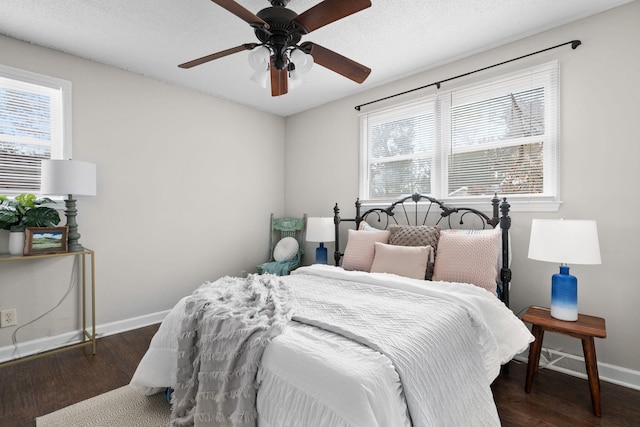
left=24, top=226, right=69, bottom=255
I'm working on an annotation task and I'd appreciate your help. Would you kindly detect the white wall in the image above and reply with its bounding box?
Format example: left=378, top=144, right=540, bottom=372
left=0, top=35, right=285, bottom=345
left=285, top=1, right=640, bottom=378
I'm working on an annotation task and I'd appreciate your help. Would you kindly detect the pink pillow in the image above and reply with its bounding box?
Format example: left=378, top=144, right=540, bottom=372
left=370, top=242, right=432, bottom=280
left=432, top=228, right=501, bottom=295
left=342, top=229, right=390, bottom=272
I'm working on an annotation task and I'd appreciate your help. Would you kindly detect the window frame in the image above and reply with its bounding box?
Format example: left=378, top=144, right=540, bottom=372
left=359, top=61, right=560, bottom=212
left=0, top=63, right=72, bottom=196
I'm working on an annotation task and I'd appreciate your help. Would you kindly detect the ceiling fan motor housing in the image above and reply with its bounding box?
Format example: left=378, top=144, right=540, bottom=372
left=256, top=5, right=302, bottom=70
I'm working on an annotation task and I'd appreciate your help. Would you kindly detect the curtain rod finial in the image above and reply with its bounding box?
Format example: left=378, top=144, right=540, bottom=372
left=571, top=40, right=582, bottom=49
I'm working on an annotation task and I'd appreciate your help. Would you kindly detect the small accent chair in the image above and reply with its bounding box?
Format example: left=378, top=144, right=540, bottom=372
left=256, top=214, right=307, bottom=276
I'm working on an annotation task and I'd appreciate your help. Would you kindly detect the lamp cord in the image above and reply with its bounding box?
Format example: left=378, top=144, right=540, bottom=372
left=10, top=256, right=80, bottom=360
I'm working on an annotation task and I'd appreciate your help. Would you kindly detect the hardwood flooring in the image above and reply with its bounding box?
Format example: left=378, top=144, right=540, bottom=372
left=1, top=323, right=639, bottom=426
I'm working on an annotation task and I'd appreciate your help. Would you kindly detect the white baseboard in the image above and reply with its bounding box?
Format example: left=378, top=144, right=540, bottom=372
left=514, top=347, right=640, bottom=391
left=0, top=310, right=170, bottom=364
left=3, top=313, right=640, bottom=393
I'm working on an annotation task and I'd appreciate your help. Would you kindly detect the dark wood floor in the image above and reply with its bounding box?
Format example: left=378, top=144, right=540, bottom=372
left=1, top=323, right=639, bottom=426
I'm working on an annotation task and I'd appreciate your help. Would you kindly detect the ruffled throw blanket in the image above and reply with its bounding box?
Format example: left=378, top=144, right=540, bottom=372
left=170, top=274, right=293, bottom=427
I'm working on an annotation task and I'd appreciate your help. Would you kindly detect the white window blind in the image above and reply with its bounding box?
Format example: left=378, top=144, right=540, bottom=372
left=0, top=65, right=71, bottom=195
left=360, top=99, right=435, bottom=199
left=359, top=61, right=559, bottom=208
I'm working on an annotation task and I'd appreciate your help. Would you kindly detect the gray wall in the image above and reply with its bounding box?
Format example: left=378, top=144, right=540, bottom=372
left=1, top=1, right=638, bottom=387
left=285, top=1, right=640, bottom=378
left=0, top=34, right=285, bottom=343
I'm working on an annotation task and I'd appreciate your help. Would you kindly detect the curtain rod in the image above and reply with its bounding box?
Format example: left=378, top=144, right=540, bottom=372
left=354, top=39, right=582, bottom=111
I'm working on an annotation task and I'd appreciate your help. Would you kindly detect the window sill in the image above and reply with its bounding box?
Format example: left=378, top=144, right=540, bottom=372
left=358, top=196, right=561, bottom=213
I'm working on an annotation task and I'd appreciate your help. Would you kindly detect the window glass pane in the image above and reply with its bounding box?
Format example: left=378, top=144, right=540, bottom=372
left=0, top=142, right=50, bottom=192
left=370, top=157, right=431, bottom=199
left=0, top=66, right=69, bottom=195
left=448, top=142, right=543, bottom=196
left=452, top=87, right=545, bottom=148
left=369, top=112, right=434, bottom=159
left=0, top=88, right=52, bottom=142
left=365, top=102, right=435, bottom=200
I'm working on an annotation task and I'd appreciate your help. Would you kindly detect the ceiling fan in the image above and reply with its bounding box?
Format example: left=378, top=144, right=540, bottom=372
left=178, top=0, right=372, bottom=96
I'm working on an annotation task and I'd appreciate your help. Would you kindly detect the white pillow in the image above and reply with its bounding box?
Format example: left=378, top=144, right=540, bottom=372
left=273, top=237, right=299, bottom=262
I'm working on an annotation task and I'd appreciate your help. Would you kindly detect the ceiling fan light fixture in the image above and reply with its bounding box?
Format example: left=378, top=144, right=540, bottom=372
left=250, top=68, right=270, bottom=88
left=290, top=48, right=313, bottom=74
left=248, top=45, right=271, bottom=71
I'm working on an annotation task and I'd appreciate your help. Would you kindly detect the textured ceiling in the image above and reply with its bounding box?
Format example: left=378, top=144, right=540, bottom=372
left=0, top=0, right=633, bottom=116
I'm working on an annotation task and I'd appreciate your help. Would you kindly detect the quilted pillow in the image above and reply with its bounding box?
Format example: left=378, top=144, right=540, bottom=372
left=388, top=225, right=441, bottom=279
left=432, top=228, right=501, bottom=295
left=370, top=242, right=433, bottom=280
left=342, top=229, right=391, bottom=272
left=273, top=237, right=299, bottom=262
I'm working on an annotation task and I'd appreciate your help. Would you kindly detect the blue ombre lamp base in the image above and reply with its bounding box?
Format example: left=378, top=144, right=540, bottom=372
left=315, top=243, right=328, bottom=264
left=551, top=265, right=578, bottom=321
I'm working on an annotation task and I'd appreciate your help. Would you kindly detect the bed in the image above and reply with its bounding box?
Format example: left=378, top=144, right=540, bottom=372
left=130, top=193, right=533, bottom=427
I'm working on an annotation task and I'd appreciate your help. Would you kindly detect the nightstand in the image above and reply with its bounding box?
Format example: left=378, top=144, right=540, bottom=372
left=522, top=306, right=606, bottom=416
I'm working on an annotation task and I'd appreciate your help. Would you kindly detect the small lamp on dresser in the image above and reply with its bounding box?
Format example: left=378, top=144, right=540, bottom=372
left=40, top=159, right=97, bottom=252
left=306, top=217, right=335, bottom=264
left=527, top=219, right=601, bottom=321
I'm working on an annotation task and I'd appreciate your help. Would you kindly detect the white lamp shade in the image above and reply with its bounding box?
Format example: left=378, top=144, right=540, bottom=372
left=528, top=219, right=601, bottom=265
left=40, top=160, right=97, bottom=196
left=306, top=217, right=335, bottom=243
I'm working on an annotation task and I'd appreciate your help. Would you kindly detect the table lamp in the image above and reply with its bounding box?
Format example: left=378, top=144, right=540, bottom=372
left=306, top=217, right=335, bottom=264
left=40, top=159, right=97, bottom=252
left=528, top=219, right=601, bottom=321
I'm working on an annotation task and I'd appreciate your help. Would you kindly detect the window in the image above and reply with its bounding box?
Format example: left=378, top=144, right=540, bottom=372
left=0, top=64, right=71, bottom=195
left=359, top=62, right=559, bottom=210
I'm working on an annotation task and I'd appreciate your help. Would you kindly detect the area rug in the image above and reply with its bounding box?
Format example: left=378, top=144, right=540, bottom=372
left=36, top=385, right=170, bottom=426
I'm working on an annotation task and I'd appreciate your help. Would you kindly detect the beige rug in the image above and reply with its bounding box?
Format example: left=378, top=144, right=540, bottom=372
left=36, top=385, right=170, bottom=427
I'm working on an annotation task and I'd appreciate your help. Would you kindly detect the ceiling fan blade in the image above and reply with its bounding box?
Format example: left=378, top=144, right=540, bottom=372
left=300, top=42, right=371, bottom=84
left=292, top=0, right=371, bottom=34
left=270, top=58, right=288, bottom=96
left=211, top=0, right=269, bottom=29
left=178, top=43, right=258, bottom=69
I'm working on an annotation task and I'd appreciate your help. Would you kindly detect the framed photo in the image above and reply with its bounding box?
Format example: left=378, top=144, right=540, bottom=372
left=24, top=227, right=69, bottom=255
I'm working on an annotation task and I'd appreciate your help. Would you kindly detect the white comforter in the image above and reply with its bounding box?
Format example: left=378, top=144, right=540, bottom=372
left=131, top=265, right=533, bottom=426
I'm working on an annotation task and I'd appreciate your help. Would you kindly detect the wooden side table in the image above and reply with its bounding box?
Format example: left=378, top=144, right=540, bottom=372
left=523, top=306, right=606, bottom=416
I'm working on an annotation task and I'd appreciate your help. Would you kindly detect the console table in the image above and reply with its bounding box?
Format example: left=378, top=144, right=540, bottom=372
left=0, top=249, right=96, bottom=367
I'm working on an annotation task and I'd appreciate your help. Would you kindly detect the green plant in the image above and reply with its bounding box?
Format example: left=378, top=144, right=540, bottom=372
left=0, top=193, right=60, bottom=231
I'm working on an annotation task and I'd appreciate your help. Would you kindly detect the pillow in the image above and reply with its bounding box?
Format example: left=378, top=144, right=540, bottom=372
left=358, top=221, right=378, bottom=231
left=388, top=225, right=441, bottom=279
left=441, top=228, right=511, bottom=273
left=342, top=229, right=390, bottom=272
left=432, top=228, right=501, bottom=295
left=273, top=237, right=299, bottom=262
left=370, top=242, right=433, bottom=280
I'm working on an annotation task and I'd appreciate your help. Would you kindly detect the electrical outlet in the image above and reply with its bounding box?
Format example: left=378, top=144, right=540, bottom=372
left=1, top=308, right=17, bottom=328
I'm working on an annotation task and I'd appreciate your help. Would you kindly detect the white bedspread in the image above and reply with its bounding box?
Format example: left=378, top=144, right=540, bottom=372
left=131, top=265, right=533, bottom=426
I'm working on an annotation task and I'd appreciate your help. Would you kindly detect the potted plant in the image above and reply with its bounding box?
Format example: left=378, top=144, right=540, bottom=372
left=0, top=193, right=61, bottom=254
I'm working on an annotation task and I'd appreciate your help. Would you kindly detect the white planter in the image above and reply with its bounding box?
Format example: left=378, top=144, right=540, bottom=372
left=8, top=231, right=25, bottom=255
left=0, top=230, right=9, bottom=254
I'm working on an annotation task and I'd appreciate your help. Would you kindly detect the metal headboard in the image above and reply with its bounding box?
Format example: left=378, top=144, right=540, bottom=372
left=332, top=193, right=512, bottom=306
